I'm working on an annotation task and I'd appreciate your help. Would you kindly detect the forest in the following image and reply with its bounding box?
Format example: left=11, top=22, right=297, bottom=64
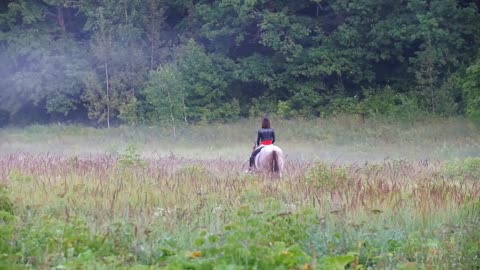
left=1, top=0, right=480, bottom=127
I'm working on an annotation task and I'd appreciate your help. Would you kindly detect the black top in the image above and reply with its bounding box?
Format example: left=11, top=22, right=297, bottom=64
left=257, top=128, right=275, bottom=146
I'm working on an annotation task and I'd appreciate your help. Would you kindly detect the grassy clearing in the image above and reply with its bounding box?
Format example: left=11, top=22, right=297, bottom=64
left=0, top=152, right=479, bottom=269
left=1, top=116, right=479, bottom=161
left=0, top=117, right=479, bottom=268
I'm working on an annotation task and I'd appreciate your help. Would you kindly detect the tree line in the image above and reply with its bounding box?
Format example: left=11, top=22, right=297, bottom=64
left=1, top=0, right=479, bottom=128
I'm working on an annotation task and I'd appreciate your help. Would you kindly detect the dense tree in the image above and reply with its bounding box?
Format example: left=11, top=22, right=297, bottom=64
left=143, top=64, right=187, bottom=136
left=0, top=0, right=479, bottom=126
left=463, top=52, right=480, bottom=122
left=0, top=0, right=89, bottom=121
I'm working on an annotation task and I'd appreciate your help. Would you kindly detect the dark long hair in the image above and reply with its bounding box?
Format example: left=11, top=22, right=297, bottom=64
left=261, top=117, right=271, bottom=129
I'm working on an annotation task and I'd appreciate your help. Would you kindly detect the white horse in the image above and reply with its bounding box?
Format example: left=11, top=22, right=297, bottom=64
left=252, top=144, right=284, bottom=177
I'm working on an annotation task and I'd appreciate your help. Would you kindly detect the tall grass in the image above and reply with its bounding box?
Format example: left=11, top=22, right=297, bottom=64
left=1, top=117, right=479, bottom=268
left=0, top=152, right=479, bottom=269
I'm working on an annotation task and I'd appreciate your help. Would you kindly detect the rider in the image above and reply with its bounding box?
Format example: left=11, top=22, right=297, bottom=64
left=248, top=117, right=275, bottom=171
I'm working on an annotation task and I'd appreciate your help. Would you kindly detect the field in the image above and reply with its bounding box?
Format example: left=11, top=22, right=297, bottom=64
left=1, top=117, right=480, bottom=269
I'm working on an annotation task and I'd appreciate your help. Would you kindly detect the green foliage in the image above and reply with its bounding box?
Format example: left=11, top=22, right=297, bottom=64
left=326, top=97, right=358, bottom=116
left=142, top=64, right=187, bottom=125
left=443, top=158, right=480, bottom=179
left=0, top=185, right=13, bottom=215
left=80, top=1, right=148, bottom=127
left=143, top=40, right=240, bottom=124
left=249, top=96, right=278, bottom=118
left=305, top=163, right=348, bottom=189
left=1, top=35, right=89, bottom=117
left=317, top=253, right=356, bottom=270
left=13, top=216, right=145, bottom=268
left=277, top=84, right=326, bottom=118
left=8, top=169, right=33, bottom=183
left=276, top=100, right=294, bottom=118
left=1, top=150, right=480, bottom=268
left=160, top=206, right=316, bottom=269
left=260, top=10, right=310, bottom=58
left=458, top=213, right=480, bottom=269
left=117, top=144, right=146, bottom=169
left=176, top=40, right=239, bottom=122
left=118, top=95, right=140, bottom=125
left=463, top=53, right=480, bottom=124
left=0, top=185, right=15, bottom=263
left=360, top=86, right=422, bottom=120
left=1, top=0, right=480, bottom=124
left=435, top=73, right=462, bottom=116
left=174, top=165, right=214, bottom=181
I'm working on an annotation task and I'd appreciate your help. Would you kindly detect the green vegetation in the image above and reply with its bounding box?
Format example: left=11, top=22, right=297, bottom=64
left=0, top=121, right=480, bottom=269
left=0, top=151, right=479, bottom=269
left=0, top=120, right=479, bottom=268
left=1, top=0, right=480, bottom=126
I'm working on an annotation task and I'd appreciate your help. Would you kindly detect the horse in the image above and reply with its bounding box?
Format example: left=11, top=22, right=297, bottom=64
left=251, top=144, right=284, bottom=177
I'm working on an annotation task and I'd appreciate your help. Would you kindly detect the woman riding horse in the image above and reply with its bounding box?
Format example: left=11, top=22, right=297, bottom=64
left=248, top=117, right=275, bottom=171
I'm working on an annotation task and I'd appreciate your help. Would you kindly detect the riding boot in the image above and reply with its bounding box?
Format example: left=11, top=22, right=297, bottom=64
left=249, top=156, right=254, bottom=170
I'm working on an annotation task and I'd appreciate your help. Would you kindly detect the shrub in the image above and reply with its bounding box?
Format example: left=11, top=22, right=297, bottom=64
left=305, top=163, right=348, bottom=189
left=463, top=54, right=480, bottom=124
left=360, top=86, right=422, bottom=120
left=0, top=185, right=15, bottom=264
left=117, top=144, right=146, bottom=169
left=443, top=158, right=480, bottom=179
left=0, top=186, right=13, bottom=215
left=161, top=206, right=316, bottom=269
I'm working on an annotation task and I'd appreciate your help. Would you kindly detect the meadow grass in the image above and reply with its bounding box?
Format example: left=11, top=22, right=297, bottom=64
left=0, top=117, right=479, bottom=269
left=0, top=154, right=479, bottom=269
left=1, top=115, right=479, bottom=161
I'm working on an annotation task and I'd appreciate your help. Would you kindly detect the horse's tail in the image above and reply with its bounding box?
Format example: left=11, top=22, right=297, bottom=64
left=271, top=150, right=279, bottom=173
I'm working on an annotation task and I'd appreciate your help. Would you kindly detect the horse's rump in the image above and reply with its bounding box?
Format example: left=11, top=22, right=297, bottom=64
left=254, top=144, right=284, bottom=177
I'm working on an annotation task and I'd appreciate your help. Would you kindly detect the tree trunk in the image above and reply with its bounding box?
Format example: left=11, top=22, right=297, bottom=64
left=426, top=38, right=435, bottom=114
left=105, top=60, right=110, bottom=128
left=150, top=41, right=155, bottom=70
left=166, top=87, right=176, bottom=137
left=56, top=6, right=66, bottom=34
left=170, top=111, right=176, bottom=138
left=182, top=96, right=188, bottom=125
left=429, top=69, right=435, bottom=114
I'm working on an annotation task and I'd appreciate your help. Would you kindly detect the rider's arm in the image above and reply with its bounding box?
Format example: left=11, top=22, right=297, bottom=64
left=272, top=129, right=275, bottom=144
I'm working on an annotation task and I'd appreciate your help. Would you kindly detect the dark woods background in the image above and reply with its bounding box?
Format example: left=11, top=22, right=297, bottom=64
left=1, top=0, right=479, bottom=127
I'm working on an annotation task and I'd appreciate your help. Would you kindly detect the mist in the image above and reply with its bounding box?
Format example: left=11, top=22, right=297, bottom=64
left=1, top=117, right=478, bottom=164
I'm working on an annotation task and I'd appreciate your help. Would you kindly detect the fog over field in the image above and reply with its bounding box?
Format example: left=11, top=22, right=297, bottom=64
left=1, top=117, right=479, bottom=163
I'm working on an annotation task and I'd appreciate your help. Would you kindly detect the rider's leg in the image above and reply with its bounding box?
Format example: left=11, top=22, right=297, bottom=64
left=249, top=147, right=263, bottom=169
left=249, top=156, right=255, bottom=167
